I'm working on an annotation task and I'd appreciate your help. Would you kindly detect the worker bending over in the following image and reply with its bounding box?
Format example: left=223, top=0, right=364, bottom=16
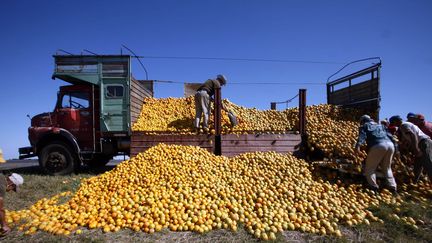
left=355, top=115, right=398, bottom=194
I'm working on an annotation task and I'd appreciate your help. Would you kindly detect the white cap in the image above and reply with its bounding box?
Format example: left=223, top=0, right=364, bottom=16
left=9, top=173, right=24, bottom=191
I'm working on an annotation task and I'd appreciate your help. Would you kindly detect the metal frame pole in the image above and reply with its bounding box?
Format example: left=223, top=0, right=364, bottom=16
left=214, top=88, right=222, bottom=155
left=299, top=89, right=307, bottom=136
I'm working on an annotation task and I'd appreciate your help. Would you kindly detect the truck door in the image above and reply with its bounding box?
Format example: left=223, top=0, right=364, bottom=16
left=100, top=61, right=129, bottom=133
left=57, top=85, right=94, bottom=151
left=100, top=81, right=129, bottom=132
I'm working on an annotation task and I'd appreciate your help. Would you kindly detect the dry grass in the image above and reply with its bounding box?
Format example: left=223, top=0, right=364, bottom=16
left=1, top=164, right=431, bottom=243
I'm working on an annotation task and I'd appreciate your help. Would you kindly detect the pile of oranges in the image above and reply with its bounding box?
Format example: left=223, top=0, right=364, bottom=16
left=7, top=98, right=431, bottom=240
left=7, top=144, right=429, bottom=240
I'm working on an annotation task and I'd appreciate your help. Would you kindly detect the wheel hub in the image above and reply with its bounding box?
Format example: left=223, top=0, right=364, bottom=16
left=46, top=152, right=67, bottom=171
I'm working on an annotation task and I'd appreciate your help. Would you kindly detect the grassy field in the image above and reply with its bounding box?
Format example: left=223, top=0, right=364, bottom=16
left=1, top=164, right=431, bottom=243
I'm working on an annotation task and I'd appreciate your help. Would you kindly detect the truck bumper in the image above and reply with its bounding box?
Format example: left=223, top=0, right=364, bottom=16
left=19, top=146, right=37, bottom=159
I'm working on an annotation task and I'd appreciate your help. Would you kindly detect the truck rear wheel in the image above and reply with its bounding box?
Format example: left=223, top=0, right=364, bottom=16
left=39, top=142, right=77, bottom=175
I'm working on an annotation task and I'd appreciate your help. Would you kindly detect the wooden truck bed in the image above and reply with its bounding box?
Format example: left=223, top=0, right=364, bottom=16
left=130, top=132, right=301, bottom=157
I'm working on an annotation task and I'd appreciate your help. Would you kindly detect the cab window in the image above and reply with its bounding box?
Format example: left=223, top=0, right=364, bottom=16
left=106, top=85, right=124, bottom=98
left=61, top=92, right=89, bottom=109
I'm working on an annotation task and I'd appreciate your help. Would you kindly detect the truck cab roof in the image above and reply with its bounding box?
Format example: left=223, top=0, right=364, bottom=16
left=52, top=54, right=131, bottom=86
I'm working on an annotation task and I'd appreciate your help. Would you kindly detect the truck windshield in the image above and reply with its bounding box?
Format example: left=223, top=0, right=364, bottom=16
left=61, top=92, right=89, bottom=109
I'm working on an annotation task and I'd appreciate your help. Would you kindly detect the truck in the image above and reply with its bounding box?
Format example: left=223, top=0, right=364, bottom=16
left=19, top=54, right=302, bottom=175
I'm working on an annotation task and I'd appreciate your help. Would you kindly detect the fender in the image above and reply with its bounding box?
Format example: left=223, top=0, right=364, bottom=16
left=34, top=127, right=82, bottom=162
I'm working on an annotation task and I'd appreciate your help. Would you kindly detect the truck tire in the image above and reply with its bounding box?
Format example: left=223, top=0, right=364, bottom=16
left=39, top=142, right=77, bottom=175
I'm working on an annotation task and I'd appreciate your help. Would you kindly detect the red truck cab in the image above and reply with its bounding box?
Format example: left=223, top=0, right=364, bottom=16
left=19, top=54, right=152, bottom=175
left=21, top=84, right=107, bottom=174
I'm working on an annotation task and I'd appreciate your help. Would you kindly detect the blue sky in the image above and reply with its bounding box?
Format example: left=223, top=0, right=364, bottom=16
left=0, top=0, right=431, bottom=159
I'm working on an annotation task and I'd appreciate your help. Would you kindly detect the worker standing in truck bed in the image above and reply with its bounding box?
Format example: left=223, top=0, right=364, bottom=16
left=194, top=74, right=227, bottom=133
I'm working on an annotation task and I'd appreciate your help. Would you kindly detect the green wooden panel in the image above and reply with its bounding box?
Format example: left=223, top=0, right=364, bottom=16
left=100, top=78, right=130, bottom=132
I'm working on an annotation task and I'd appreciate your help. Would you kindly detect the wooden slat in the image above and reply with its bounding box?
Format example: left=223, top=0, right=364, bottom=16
left=130, top=103, right=141, bottom=112
left=130, top=133, right=214, bottom=157
left=222, top=146, right=295, bottom=152
left=130, top=78, right=153, bottom=126
left=330, top=79, right=378, bottom=104
left=132, top=143, right=213, bottom=148
left=221, top=134, right=300, bottom=148
left=131, top=147, right=213, bottom=156
left=222, top=134, right=300, bottom=141
left=131, top=85, right=150, bottom=97
left=332, top=90, right=379, bottom=101
left=130, top=99, right=144, bottom=110
left=132, top=80, right=152, bottom=93
left=222, top=140, right=300, bottom=146
left=132, top=133, right=213, bottom=142
left=332, top=89, right=378, bottom=98
left=131, top=82, right=152, bottom=98
left=130, top=91, right=145, bottom=101
left=130, top=97, right=145, bottom=107
left=331, top=79, right=378, bottom=92
left=132, top=141, right=213, bottom=147
left=131, top=146, right=214, bottom=152
left=130, top=108, right=140, bottom=116
left=332, top=89, right=379, bottom=99
left=224, top=134, right=298, bottom=140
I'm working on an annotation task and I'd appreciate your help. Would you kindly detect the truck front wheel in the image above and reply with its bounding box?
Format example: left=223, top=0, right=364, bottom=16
left=39, top=142, right=77, bottom=175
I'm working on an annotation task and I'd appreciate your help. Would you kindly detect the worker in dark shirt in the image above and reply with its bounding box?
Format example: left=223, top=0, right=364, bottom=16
left=194, top=74, right=227, bottom=132
left=0, top=173, right=24, bottom=236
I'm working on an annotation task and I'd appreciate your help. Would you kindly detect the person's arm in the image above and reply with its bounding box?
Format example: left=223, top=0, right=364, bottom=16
left=209, top=79, right=221, bottom=102
left=413, top=158, right=423, bottom=183
left=397, top=127, right=409, bottom=152
left=403, top=125, right=422, bottom=157
left=355, top=125, right=366, bottom=152
left=221, top=102, right=229, bottom=112
left=410, top=132, right=422, bottom=157
left=385, top=128, right=399, bottom=153
left=213, top=79, right=221, bottom=89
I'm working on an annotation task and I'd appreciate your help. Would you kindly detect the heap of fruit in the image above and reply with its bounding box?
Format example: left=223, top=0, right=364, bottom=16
left=131, top=96, right=297, bottom=134
left=8, top=97, right=431, bottom=240
left=131, top=98, right=419, bottom=172
left=7, top=144, right=416, bottom=240
left=305, top=104, right=365, bottom=162
left=132, top=98, right=361, bottom=158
